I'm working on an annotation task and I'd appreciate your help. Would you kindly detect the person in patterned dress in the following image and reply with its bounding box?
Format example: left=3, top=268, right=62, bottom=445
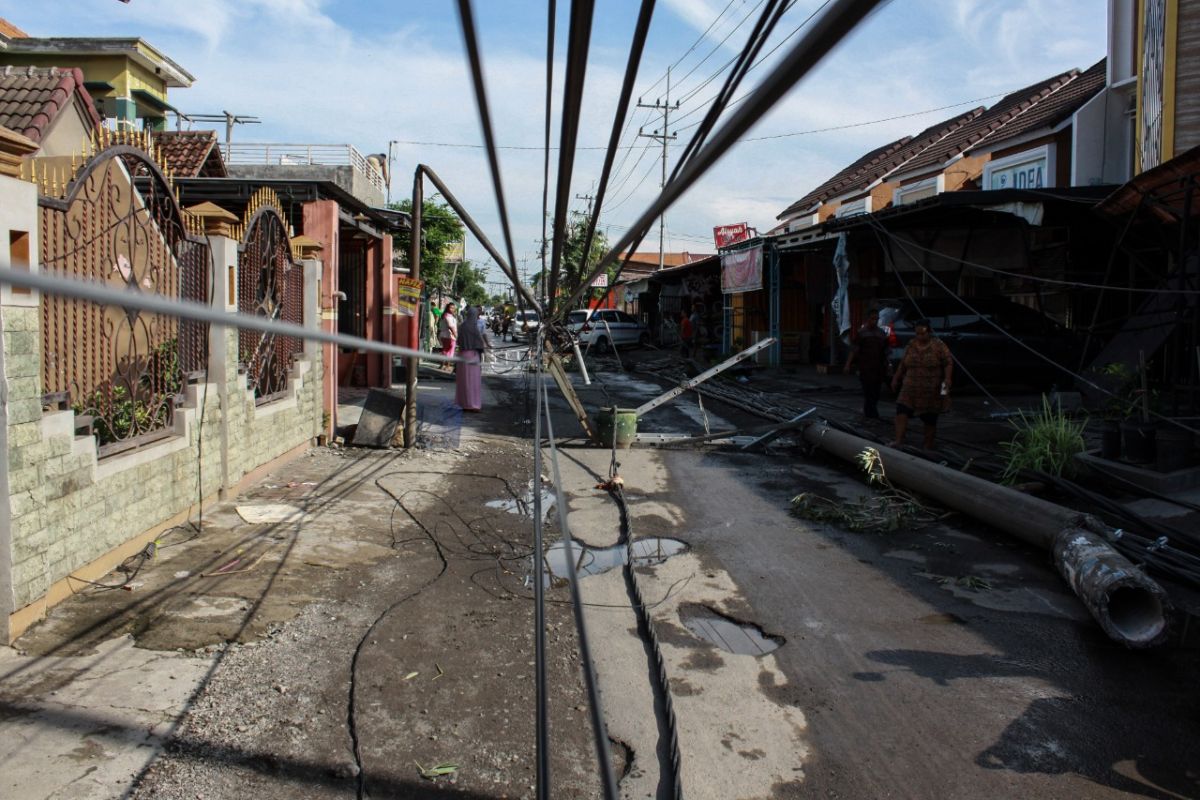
left=889, top=319, right=953, bottom=450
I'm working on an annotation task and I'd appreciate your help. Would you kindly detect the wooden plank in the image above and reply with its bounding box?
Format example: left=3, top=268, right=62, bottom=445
left=546, top=350, right=598, bottom=442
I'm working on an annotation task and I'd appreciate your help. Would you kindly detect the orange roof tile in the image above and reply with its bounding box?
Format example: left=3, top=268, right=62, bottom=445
left=153, top=129, right=227, bottom=177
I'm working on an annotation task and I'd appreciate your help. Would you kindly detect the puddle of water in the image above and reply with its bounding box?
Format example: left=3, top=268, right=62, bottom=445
left=884, top=549, right=927, bottom=565
left=534, top=537, right=688, bottom=583
left=679, top=605, right=784, bottom=656
left=487, top=483, right=557, bottom=519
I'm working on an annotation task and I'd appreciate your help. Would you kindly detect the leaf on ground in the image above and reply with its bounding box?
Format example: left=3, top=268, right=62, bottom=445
left=416, top=761, right=459, bottom=779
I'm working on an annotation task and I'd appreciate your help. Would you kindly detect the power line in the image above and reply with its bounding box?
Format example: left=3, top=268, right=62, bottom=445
left=387, top=90, right=1010, bottom=152
left=565, top=0, right=889, bottom=313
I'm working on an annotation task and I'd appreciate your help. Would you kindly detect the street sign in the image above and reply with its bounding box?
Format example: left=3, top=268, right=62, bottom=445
left=591, top=273, right=609, bottom=287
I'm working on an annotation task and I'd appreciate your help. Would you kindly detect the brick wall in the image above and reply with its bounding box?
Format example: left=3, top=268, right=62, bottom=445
left=0, top=209, right=325, bottom=640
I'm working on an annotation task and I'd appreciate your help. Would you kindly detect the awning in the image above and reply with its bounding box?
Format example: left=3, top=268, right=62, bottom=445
left=131, top=88, right=178, bottom=115
left=1095, top=144, right=1200, bottom=222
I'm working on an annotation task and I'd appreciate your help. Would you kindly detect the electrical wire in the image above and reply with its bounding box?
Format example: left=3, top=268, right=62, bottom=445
left=565, top=0, right=889, bottom=312
left=866, top=224, right=1010, bottom=411
left=454, top=0, right=523, bottom=305
left=535, top=331, right=620, bottom=799
left=548, top=0, right=599, bottom=314
left=0, top=266, right=458, bottom=364
left=870, top=227, right=1200, bottom=295
left=866, top=214, right=1200, bottom=437
left=572, top=0, right=658, bottom=316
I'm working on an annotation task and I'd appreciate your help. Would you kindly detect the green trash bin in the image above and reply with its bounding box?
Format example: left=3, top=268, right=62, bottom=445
left=595, top=407, right=638, bottom=449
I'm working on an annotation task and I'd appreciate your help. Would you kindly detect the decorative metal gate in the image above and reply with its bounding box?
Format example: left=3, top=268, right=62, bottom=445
left=237, top=188, right=303, bottom=402
left=31, top=127, right=210, bottom=455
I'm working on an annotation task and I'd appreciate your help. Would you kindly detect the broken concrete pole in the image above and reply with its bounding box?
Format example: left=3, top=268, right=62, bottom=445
left=800, top=422, right=1169, bottom=648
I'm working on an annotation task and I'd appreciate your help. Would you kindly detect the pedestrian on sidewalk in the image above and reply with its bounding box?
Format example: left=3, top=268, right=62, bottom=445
left=890, top=319, right=953, bottom=450
left=438, top=301, right=458, bottom=363
left=679, top=309, right=694, bottom=357
left=844, top=307, right=890, bottom=419
left=455, top=305, right=490, bottom=411
left=689, top=302, right=706, bottom=361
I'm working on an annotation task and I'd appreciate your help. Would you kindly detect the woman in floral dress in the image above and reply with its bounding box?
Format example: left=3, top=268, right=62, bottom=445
left=890, top=319, right=953, bottom=450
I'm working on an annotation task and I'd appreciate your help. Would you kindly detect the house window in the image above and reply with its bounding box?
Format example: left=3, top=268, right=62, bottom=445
left=894, top=177, right=938, bottom=206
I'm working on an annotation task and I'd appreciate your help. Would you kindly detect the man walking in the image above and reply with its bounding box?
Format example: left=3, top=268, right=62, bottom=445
left=844, top=307, right=890, bottom=419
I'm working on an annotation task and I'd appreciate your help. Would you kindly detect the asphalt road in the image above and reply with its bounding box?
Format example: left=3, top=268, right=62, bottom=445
left=526, top=344, right=1200, bottom=800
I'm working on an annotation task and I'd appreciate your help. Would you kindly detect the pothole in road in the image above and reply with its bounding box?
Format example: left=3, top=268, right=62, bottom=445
left=678, top=604, right=784, bottom=656
left=531, top=537, right=689, bottom=583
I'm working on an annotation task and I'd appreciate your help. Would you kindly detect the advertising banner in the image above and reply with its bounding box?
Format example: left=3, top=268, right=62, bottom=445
left=591, top=272, right=609, bottom=287
left=720, top=245, right=763, bottom=294
left=713, top=222, right=751, bottom=249
left=396, top=276, right=423, bottom=316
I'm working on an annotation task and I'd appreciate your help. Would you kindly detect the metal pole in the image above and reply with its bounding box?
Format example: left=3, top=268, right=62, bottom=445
left=404, top=168, right=423, bottom=449
left=659, top=67, right=670, bottom=273
left=800, top=421, right=1169, bottom=648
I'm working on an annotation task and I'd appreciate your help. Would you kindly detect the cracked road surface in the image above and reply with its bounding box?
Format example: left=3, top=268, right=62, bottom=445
left=2, top=345, right=1199, bottom=799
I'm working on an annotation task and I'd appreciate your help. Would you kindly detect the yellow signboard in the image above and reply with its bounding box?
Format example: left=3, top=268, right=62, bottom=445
left=396, top=276, right=423, bottom=317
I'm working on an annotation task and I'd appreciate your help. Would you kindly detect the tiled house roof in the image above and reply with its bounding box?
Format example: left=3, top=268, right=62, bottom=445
left=778, top=135, right=913, bottom=219
left=0, top=65, right=101, bottom=143
left=153, top=129, right=227, bottom=177
left=822, top=107, right=986, bottom=203
left=897, top=69, right=1080, bottom=176
left=0, top=18, right=28, bottom=38
left=965, top=59, right=1107, bottom=155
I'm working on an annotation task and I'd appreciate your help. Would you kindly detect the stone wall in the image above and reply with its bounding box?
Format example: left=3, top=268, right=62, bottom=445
left=0, top=210, right=324, bottom=641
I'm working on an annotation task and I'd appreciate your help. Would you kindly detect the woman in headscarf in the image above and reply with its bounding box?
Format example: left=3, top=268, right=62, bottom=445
left=890, top=318, right=953, bottom=450
left=455, top=305, right=490, bottom=411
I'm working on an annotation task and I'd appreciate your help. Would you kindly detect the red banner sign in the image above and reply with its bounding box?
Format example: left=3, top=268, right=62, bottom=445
left=713, top=222, right=751, bottom=249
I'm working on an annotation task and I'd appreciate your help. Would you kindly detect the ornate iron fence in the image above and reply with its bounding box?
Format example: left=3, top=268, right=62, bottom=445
left=31, top=128, right=210, bottom=456
left=237, top=188, right=303, bottom=402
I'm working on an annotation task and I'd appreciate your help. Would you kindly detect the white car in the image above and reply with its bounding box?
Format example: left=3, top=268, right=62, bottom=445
left=513, top=309, right=541, bottom=340
left=567, top=309, right=649, bottom=352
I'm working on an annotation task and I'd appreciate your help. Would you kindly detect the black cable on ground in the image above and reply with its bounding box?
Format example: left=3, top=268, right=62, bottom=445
left=608, top=482, right=685, bottom=800
left=349, top=469, right=526, bottom=799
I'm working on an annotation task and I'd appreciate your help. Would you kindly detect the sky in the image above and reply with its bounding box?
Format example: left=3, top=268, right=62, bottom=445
left=2, top=0, right=1107, bottom=287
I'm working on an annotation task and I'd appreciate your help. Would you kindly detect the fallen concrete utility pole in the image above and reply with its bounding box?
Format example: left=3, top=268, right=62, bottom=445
left=800, top=421, right=1169, bottom=648
left=634, top=410, right=816, bottom=448
left=635, top=337, right=776, bottom=417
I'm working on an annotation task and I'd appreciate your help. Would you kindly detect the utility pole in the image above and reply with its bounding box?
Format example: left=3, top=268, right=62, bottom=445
left=575, top=191, right=596, bottom=217
left=637, top=67, right=679, bottom=271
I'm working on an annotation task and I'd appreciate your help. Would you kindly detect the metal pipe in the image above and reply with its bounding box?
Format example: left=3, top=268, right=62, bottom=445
left=800, top=422, right=1169, bottom=648
left=418, top=165, right=542, bottom=314
left=570, top=338, right=591, bottom=385
left=404, top=167, right=423, bottom=449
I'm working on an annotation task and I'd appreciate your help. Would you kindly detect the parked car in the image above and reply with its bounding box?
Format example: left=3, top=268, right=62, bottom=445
left=567, top=309, right=650, bottom=352
left=877, top=297, right=1083, bottom=390
left=512, top=309, right=541, bottom=340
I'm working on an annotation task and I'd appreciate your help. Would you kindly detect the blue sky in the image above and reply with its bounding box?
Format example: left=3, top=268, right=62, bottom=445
left=2, top=0, right=1107, bottom=283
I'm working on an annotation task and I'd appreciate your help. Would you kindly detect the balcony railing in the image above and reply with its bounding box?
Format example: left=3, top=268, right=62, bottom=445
left=220, top=143, right=385, bottom=193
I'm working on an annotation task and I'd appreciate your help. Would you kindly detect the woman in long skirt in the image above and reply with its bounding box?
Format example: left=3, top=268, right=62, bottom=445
left=455, top=305, right=489, bottom=411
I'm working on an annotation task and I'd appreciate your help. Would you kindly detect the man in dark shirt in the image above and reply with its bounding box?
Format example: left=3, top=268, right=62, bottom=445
left=844, top=308, right=890, bottom=419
